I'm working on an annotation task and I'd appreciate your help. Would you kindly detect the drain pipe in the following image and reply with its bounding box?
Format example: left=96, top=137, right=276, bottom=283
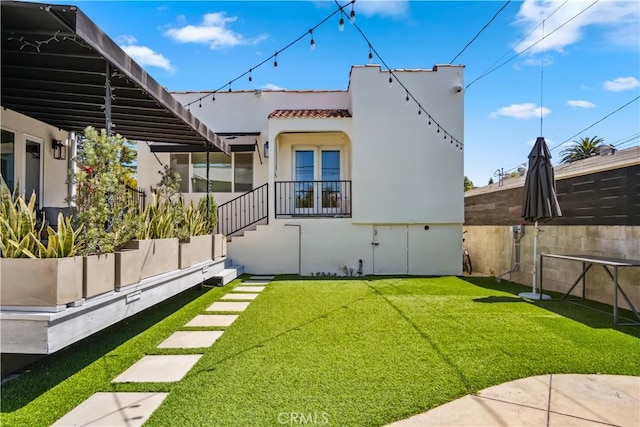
left=285, top=224, right=301, bottom=275
left=496, top=225, right=524, bottom=283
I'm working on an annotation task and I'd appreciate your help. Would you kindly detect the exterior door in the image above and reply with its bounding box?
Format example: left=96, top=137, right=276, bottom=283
left=372, top=225, right=409, bottom=274
left=25, top=139, right=41, bottom=206
left=293, top=148, right=341, bottom=214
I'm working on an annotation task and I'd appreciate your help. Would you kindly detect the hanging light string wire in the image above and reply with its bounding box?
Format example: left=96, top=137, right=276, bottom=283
left=466, top=0, right=599, bottom=89
left=449, top=0, right=512, bottom=64
left=333, top=0, right=462, bottom=147
left=185, top=0, right=355, bottom=108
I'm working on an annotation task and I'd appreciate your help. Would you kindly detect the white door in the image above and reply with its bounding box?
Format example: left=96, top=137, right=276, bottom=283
left=293, top=148, right=341, bottom=215
left=372, top=225, right=408, bottom=274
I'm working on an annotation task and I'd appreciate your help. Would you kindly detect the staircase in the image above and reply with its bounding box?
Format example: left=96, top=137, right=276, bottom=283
left=217, top=184, right=268, bottom=240
left=211, top=258, right=244, bottom=286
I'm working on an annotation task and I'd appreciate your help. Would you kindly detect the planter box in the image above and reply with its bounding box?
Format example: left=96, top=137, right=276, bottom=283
left=83, top=253, right=115, bottom=299
left=213, top=234, right=227, bottom=259
left=179, top=235, right=213, bottom=269
left=0, top=257, right=83, bottom=310
left=115, top=238, right=179, bottom=289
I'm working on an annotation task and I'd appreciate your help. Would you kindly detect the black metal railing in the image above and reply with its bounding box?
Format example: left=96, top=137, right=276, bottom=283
left=275, top=181, right=351, bottom=217
left=217, top=183, right=268, bottom=236
left=123, top=183, right=146, bottom=212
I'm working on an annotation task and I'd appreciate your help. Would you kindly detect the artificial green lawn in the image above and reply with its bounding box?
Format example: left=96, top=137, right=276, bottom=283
left=2, top=276, right=639, bottom=426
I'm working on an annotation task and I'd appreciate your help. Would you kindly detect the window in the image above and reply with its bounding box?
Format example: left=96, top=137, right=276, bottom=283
left=170, top=152, right=253, bottom=193
left=1, top=130, right=15, bottom=192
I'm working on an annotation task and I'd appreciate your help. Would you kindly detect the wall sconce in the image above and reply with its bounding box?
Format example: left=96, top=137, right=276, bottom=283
left=264, top=141, right=269, bottom=158
left=52, top=139, right=66, bottom=160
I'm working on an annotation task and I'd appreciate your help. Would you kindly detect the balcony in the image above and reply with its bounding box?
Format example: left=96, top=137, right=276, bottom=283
left=275, top=180, right=352, bottom=217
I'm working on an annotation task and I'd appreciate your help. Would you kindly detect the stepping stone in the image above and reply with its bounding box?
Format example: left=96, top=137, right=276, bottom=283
left=52, top=392, right=168, bottom=427
left=242, top=280, right=270, bottom=286
left=221, top=293, right=258, bottom=301
left=206, top=301, right=250, bottom=312
left=250, top=275, right=274, bottom=280
left=157, top=331, right=224, bottom=349
left=235, top=286, right=265, bottom=292
left=185, top=314, right=238, bottom=327
left=112, top=355, right=201, bottom=383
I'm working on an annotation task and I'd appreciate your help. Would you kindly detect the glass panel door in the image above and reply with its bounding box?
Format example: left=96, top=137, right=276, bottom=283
left=25, top=139, right=41, bottom=207
left=321, top=150, right=340, bottom=210
left=294, top=150, right=314, bottom=211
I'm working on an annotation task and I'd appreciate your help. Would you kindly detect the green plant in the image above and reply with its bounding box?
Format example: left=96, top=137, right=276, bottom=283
left=560, top=135, right=604, bottom=163
left=182, top=200, right=208, bottom=237
left=137, top=193, right=176, bottom=240
left=198, top=195, right=218, bottom=233
left=69, top=126, right=140, bottom=255
left=1, top=178, right=82, bottom=258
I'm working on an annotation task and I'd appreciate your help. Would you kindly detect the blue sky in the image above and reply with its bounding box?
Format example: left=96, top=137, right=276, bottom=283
left=40, top=0, right=640, bottom=185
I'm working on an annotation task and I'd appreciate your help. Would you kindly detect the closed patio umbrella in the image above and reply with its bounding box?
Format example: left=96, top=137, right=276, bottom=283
left=520, top=136, right=562, bottom=300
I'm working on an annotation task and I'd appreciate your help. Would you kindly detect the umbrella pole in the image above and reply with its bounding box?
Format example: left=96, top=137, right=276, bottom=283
left=519, top=221, right=551, bottom=300
left=532, top=220, right=538, bottom=293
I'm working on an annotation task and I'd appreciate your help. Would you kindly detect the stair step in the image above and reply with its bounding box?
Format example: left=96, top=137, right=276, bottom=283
left=212, top=265, right=244, bottom=286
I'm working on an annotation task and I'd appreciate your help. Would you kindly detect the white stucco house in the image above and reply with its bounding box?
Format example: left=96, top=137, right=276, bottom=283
left=138, top=64, right=465, bottom=276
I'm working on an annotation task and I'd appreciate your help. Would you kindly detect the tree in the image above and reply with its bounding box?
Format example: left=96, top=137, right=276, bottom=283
left=464, top=176, right=474, bottom=191
left=488, top=177, right=494, bottom=185
left=560, top=135, right=604, bottom=164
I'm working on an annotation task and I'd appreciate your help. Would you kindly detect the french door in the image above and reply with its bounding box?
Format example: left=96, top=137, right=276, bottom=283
left=293, top=147, right=341, bottom=214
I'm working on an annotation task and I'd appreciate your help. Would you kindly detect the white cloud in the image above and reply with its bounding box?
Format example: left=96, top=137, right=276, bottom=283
left=356, top=0, right=409, bottom=18
left=262, top=84, right=285, bottom=91
left=567, top=99, right=596, bottom=109
left=118, top=36, right=174, bottom=72
left=513, top=0, right=639, bottom=54
left=165, top=12, right=268, bottom=50
left=603, top=76, right=640, bottom=92
left=490, top=103, right=551, bottom=120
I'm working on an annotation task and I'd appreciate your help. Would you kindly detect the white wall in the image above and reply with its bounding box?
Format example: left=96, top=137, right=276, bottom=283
left=228, top=219, right=461, bottom=275
left=1, top=108, right=69, bottom=207
left=349, top=65, right=464, bottom=224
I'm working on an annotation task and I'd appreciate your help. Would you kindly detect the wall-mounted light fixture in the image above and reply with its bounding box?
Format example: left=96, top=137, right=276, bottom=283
left=52, top=139, right=66, bottom=160
left=264, top=141, right=269, bottom=158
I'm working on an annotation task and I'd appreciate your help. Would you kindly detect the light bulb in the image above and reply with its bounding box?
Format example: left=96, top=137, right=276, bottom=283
left=339, top=17, right=344, bottom=32
left=368, top=51, right=373, bottom=63
left=274, top=53, right=278, bottom=70
left=350, top=9, right=355, bottom=23
left=310, top=38, right=315, bottom=50
left=388, top=75, right=393, bottom=88
left=405, top=92, right=410, bottom=104
left=249, top=69, right=253, bottom=84
left=212, top=93, right=215, bottom=102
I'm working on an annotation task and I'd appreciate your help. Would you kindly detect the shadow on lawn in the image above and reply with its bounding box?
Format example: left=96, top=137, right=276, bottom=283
left=461, top=276, right=640, bottom=338
left=0, top=287, right=207, bottom=413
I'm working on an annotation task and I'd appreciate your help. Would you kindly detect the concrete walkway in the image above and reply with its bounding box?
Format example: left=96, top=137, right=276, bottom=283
left=388, top=374, right=640, bottom=427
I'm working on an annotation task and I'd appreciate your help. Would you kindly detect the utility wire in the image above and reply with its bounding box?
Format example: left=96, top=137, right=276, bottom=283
left=468, top=0, right=568, bottom=89
left=466, top=0, right=599, bottom=89
left=449, top=0, right=512, bottom=64
left=548, top=96, right=640, bottom=152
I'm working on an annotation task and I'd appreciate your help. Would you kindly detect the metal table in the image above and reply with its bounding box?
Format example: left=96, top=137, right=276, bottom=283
left=539, top=254, right=640, bottom=326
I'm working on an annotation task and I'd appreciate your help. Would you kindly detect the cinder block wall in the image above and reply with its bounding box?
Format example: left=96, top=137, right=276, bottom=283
left=463, top=225, right=640, bottom=310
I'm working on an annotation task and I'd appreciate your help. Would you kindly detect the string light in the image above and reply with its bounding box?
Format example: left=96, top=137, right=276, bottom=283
left=199, top=100, right=202, bottom=108
left=309, top=30, right=316, bottom=50
left=248, top=69, right=253, bottom=83
left=368, top=46, right=373, bottom=63
left=388, top=71, right=393, bottom=88
left=273, top=52, right=278, bottom=70
left=212, top=92, right=216, bottom=102
left=405, top=91, right=410, bottom=104
left=428, top=117, right=432, bottom=127
left=228, top=82, right=232, bottom=92
left=418, top=106, right=422, bottom=115
left=350, top=3, right=356, bottom=23
left=339, top=17, right=345, bottom=32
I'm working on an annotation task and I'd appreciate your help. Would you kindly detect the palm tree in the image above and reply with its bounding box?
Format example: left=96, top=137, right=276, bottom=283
left=559, top=136, right=604, bottom=164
